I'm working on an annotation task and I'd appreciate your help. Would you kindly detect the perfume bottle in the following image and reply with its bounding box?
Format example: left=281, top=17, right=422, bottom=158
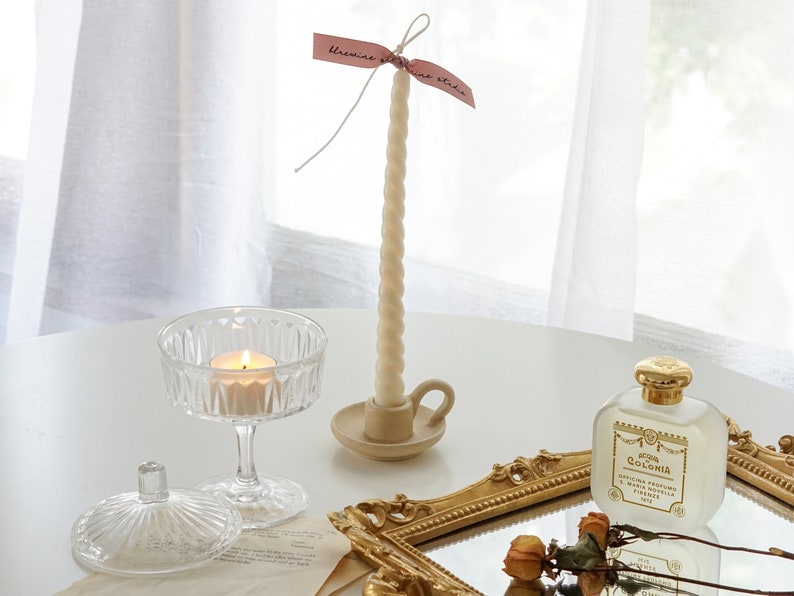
left=591, top=356, right=727, bottom=532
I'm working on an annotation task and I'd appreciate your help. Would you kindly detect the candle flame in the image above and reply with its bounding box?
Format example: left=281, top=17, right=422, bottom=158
left=241, top=349, right=250, bottom=370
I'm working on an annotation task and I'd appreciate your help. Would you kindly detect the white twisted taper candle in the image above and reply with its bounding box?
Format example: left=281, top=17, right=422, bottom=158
left=374, top=67, right=410, bottom=407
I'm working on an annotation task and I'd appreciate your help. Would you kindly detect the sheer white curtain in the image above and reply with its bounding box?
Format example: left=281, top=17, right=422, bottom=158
left=4, top=0, right=275, bottom=341
left=2, top=1, right=794, bottom=391
left=634, top=0, right=794, bottom=389
left=548, top=0, right=649, bottom=340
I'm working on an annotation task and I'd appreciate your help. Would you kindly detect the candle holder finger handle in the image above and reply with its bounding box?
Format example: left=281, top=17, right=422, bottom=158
left=364, top=379, right=454, bottom=443
left=407, top=379, right=455, bottom=426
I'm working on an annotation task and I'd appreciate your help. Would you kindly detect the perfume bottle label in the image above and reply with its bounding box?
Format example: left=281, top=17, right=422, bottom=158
left=610, top=421, right=688, bottom=516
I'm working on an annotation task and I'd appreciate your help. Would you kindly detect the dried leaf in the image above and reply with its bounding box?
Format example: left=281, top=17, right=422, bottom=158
left=553, top=534, right=606, bottom=571
left=614, top=524, right=662, bottom=542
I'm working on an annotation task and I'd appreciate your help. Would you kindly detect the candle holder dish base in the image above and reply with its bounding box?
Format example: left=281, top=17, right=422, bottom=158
left=331, top=401, right=446, bottom=461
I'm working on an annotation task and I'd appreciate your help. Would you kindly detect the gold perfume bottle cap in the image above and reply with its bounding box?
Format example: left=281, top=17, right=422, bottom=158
left=634, top=356, right=692, bottom=405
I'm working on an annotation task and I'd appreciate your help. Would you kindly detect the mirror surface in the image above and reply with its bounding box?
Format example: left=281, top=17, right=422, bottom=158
left=421, top=479, right=793, bottom=595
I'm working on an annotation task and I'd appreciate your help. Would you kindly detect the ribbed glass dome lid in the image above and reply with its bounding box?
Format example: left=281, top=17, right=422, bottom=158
left=71, top=461, right=243, bottom=574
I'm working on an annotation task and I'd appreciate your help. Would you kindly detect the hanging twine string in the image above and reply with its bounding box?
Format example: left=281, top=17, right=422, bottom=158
left=294, top=14, right=429, bottom=173
left=294, top=13, right=474, bottom=173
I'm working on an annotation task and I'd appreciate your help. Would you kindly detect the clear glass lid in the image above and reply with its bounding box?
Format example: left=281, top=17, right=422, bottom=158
left=71, top=461, right=243, bottom=575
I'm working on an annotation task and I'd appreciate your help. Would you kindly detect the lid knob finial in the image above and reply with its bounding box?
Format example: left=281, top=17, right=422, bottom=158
left=138, top=461, right=170, bottom=504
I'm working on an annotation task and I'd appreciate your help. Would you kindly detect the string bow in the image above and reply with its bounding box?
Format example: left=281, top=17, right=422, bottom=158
left=312, top=26, right=475, bottom=108
left=295, top=14, right=474, bottom=173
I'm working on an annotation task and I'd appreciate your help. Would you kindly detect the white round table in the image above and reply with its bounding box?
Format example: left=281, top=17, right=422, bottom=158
left=0, top=309, right=789, bottom=594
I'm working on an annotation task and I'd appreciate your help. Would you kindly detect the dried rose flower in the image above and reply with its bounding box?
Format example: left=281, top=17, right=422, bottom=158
left=577, top=570, right=607, bottom=596
left=502, top=535, right=547, bottom=581
left=577, top=511, right=610, bottom=549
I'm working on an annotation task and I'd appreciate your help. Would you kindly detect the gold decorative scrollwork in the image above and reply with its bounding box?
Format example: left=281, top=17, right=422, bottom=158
left=727, top=417, right=794, bottom=504
left=329, top=449, right=591, bottom=595
left=490, top=449, right=563, bottom=484
left=354, top=494, right=437, bottom=530
left=330, top=420, right=793, bottom=596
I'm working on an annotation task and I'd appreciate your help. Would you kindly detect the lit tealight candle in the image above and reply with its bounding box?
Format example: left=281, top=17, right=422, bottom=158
left=209, top=349, right=277, bottom=417
left=210, top=349, right=276, bottom=371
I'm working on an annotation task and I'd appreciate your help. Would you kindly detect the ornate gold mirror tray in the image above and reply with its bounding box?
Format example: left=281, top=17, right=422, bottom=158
left=329, top=418, right=794, bottom=595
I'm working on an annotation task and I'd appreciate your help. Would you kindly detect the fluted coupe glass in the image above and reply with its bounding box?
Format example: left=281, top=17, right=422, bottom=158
left=158, top=307, right=328, bottom=528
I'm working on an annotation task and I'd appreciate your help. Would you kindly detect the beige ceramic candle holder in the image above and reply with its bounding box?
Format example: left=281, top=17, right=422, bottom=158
left=331, top=379, right=455, bottom=461
left=317, top=15, right=468, bottom=461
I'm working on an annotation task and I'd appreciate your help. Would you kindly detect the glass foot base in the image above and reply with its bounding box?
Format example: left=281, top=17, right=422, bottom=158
left=195, top=473, right=308, bottom=529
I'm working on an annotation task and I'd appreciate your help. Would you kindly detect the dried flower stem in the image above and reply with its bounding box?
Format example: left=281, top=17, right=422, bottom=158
left=609, top=525, right=794, bottom=595
left=617, top=526, right=794, bottom=561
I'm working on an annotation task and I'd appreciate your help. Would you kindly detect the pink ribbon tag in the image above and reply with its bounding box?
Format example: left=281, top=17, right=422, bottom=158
left=313, top=32, right=475, bottom=109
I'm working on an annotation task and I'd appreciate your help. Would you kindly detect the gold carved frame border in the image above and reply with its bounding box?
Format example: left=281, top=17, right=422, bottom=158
left=328, top=418, right=794, bottom=595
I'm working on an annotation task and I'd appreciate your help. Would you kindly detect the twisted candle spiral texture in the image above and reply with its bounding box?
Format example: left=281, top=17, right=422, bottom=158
left=375, top=68, right=410, bottom=407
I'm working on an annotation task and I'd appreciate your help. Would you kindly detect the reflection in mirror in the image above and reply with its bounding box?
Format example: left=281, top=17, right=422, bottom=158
left=421, top=479, right=793, bottom=595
